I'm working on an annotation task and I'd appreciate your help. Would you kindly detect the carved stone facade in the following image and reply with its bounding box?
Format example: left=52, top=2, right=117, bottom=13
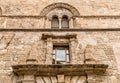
left=0, top=0, right=120, bottom=83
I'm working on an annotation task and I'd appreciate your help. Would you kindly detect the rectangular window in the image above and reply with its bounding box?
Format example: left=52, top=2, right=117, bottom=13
left=52, top=46, right=70, bottom=64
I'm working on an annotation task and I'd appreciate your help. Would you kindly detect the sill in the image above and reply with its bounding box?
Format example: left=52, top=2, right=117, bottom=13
left=12, top=64, right=108, bottom=76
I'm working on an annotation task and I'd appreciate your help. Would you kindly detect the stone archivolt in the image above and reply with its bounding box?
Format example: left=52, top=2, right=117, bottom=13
left=40, top=2, right=80, bottom=17
left=46, top=8, right=73, bottom=20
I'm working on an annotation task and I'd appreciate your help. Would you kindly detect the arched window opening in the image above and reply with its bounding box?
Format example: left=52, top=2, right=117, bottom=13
left=61, top=15, right=69, bottom=29
left=51, top=15, right=59, bottom=29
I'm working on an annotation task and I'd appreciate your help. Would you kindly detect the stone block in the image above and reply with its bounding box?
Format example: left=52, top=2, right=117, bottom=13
left=0, top=49, right=7, bottom=55
left=24, top=75, right=34, bottom=81
left=57, top=75, right=65, bottom=83
left=0, top=43, right=6, bottom=50
left=36, top=77, right=44, bottom=83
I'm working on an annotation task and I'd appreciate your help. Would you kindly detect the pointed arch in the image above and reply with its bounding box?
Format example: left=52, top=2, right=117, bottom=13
left=40, top=3, right=80, bottom=17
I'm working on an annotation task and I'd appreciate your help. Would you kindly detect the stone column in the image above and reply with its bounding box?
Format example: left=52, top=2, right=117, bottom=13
left=69, top=18, right=73, bottom=29
left=45, top=37, right=53, bottom=64
left=59, top=17, right=62, bottom=29
left=69, top=37, right=77, bottom=64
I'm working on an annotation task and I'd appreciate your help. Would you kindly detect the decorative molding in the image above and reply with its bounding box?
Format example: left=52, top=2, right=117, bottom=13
left=1, top=15, right=120, bottom=18
left=46, top=8, right=73, bottom=19
left=12, top=64, right=108, bottom=76
left=41, top=33, right=77, bottom=40
left=40, top=3, right=80, bottom=17
left=0, top=29, right=120, bottom=32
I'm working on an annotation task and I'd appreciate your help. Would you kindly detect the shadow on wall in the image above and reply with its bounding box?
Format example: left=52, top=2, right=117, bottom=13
left=0, top=7, right=2, bottom=15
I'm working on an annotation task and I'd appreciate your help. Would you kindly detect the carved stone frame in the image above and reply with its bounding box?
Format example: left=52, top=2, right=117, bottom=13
left=40, top=3, right=80, bottom=29
left=41, top=33, right=77, bottom=64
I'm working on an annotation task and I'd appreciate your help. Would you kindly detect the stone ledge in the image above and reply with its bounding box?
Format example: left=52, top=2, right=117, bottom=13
left=1, top=15, right=120, bottom=18
left=0, top=29, right=120, bottom=32
left=12, top=64, right=108, bottom=76
left=42, top=33, right=77, bottom=39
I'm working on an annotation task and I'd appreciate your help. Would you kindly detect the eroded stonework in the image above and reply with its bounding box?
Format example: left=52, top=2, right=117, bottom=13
left=0, top=0, right=120, bottom=83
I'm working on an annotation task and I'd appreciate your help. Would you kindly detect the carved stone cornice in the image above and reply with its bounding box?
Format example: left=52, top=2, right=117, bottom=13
left=41, top=33, right=77, bottom=40
left=12, top=64, right=108, bottom=76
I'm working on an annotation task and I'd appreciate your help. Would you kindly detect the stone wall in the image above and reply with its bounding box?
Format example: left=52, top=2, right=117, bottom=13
left=0, top=31, right=120, bottom=82
left=0, top=0, right=120, bottom=83
left=0, top=0, right=120, bottom=29
left=0, top=0, right=120, bottom=16
left=0, top=17, right=120, bottom=29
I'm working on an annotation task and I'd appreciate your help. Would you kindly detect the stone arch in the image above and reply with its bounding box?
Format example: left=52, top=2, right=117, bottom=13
left=40, top=3, right=80, bottom=17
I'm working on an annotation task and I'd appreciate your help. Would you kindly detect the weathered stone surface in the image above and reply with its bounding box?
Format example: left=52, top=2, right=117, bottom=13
left=57, top=75, right=64, bottom=83
left=0, top=18, right=6, bottom=28
left=0, top=49, right=7, bottom=55
left=0, top=0, right=120, bottom=16
left=0, top=31, right=119, bottom=82
left=0, top=0, right=120, bottom=83
left=36, top=77, right=44, bottom=83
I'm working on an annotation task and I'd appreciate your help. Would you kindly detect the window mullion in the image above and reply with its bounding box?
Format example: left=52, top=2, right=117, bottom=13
left=59, top=17, right=62, bottom=29
left=55, top=49, right=57, bottom=64
left=65, top=49, right=67, bottom=63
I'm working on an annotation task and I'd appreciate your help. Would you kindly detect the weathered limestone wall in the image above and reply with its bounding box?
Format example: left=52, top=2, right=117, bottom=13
left=0, top=0, right=120, bottom=16
left=0, top=31, right=120, bottom=82
left=0, top=0, right=120, bottom=29
left=0, top=0, right=120, bottom=83
left=0, top=17, right=45, bottom=29
left=0, top=17, right=120, bottom=29
left=75, top=17, right=120, bottom=29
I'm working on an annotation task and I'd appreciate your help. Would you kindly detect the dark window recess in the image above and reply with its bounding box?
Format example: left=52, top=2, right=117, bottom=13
left=51, top=15, right=59, bottom=29
left=61, top=15, right=69, bottom=29
left=52, top=46, right=70, bottom=64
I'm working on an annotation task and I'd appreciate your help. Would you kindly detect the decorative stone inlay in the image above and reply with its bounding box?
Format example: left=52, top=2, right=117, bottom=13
left=12, top=64, right=108, bottom=76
